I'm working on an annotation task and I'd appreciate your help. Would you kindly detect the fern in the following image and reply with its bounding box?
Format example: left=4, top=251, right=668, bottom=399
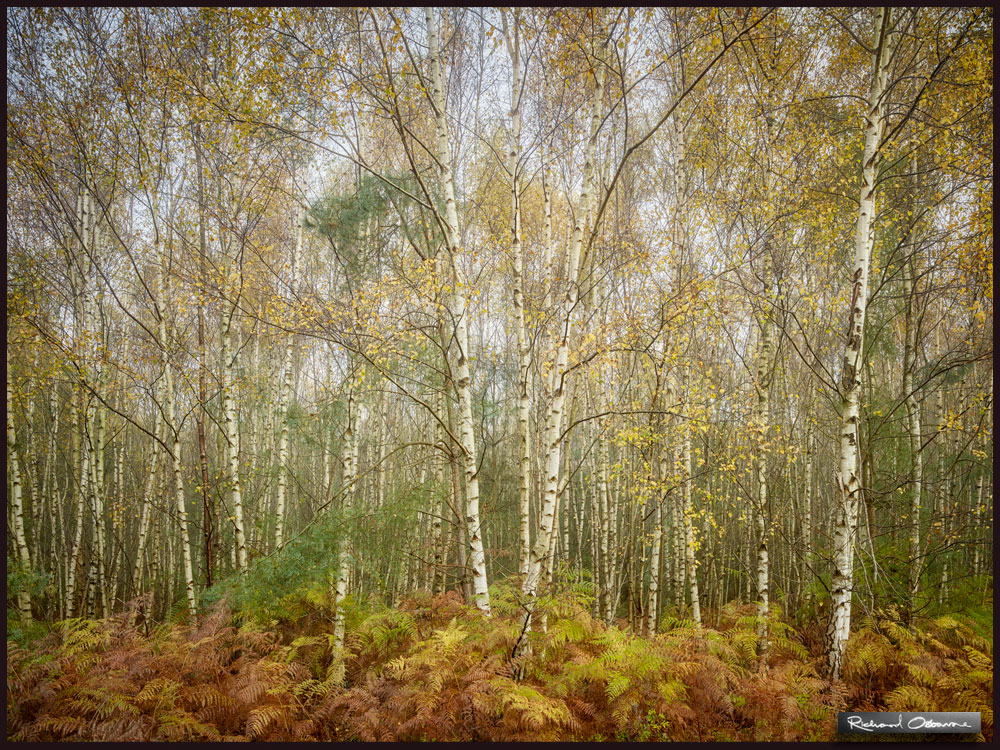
left=886, top=684, right=937, bottom=711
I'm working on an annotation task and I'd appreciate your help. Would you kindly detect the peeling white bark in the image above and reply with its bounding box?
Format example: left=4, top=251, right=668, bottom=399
left=827, top=6, right=892, bottom=681
left=522, top=24, right=608, bottom=611
left=425, top=6, right=490, bottom=614
left=274, top=211, right=302, bottom=551
left=7, top=349, right=33, bottom=621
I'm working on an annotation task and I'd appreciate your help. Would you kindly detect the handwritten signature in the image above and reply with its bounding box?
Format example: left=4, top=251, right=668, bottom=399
left=845, top=714, right=973, bottom=732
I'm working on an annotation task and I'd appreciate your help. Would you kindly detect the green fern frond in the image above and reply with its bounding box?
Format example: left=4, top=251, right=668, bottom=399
left=606, top=673, right=631, bottom=702
left=886, top=684, right=936, bottom=711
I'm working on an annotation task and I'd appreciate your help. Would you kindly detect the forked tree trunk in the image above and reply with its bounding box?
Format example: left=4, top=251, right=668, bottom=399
left=521, top=24, right=607, bottom=621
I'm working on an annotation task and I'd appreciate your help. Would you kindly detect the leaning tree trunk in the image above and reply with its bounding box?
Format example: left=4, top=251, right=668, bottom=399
left=826, top=6, right=892, bottom=681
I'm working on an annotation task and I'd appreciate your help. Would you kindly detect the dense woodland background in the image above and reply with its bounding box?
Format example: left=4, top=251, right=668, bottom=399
left=6, top=7, right=993, bottom=741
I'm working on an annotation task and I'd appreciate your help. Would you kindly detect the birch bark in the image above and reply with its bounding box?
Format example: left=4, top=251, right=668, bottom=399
left=65, top=188, right=91, bottom=618
left=274, top=212, right=302, bottom=551
left=522, top=23, right=608, bottom=609
left=680, top=385, right=701, bottom=626
left=7, top=349, right=33, bottom=621
left=902, top=209, right=923, bottom=612
left=502, top=9, right=532, bottom=582
left=222, top=297, right=248, bottom=572
left=132, top=397, right=163, bottom=597
left=754, top=248, right=775, bottom=648
left=332, top=386, right=359, bottom=650
left=826, top=6, right=892, bottom=680
left=424, top=7, right=490, bottom=614
left=157, top=240, right=198, bottom=618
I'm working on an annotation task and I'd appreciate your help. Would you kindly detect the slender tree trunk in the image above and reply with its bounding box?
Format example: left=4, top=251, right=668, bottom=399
left=424, top=6, right=490, bottom=615
left=66, top=383, right=87, bottom=618
left=91, top=384, right=108, bottom=618
left=332, top=387, right=358, bottom=651
left=754, top=248, right=775, bottom=650
left=672, top=476, right=685, bottom=610
left=274, top=212, right=301, bottom=551
left=192, top=121, right=214, bottom=589
left=827, top=6, right=892, bottom=680
left=222, top=303, right=248, bottom=572
left=972, top=474, right=984, bottom=575
left=598, top=427, right=613, bottom=624
left=521, top=22, right=607, bottom=622
left=7, top=350, right=33, bottom=621
left=46, top=389, right=61, bottom=618
left=902, top=158, right=924, bottom=617
left=158, top=261, right=198, bottom=618
left=680, top=389, right=701, bottom=626
left=132, top=400, right=162, bottom=599
left=501, top=10, right=532, bottom=582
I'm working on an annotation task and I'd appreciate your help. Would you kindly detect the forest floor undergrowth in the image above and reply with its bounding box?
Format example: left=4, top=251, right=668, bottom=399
left=6, top=584, right=993, bottom=742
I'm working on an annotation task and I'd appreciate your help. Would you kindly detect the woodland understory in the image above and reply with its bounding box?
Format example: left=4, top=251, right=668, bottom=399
left=6, top=6, right=993, bottom=742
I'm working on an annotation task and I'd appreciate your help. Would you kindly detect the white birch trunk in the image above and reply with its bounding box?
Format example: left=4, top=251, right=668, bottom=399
left=754, top=249, right=774, bottom=648
left=132, top=400, right=163, bottom=596
left=332, top=388, right=358, bottom=650
left=803, top=420, right=814, bottom=595
left=972, top=475, right=984, bottom=575
left=46, top=389, right=61, bottom=615
left=827, top=6, right=892, bottom=680
left=65, top=188, right=91, bottom=618
left=7, top=350, right=33, bottom=621
left=502, top=10, right=532, bottom=582
left=222, top=305, right=248, bottom=572
left=680, top=396, right=701, bottom=626
left=424, top=6, right=490, bottom=615
left=522, top=26, right=607, bottom=610
left=902, top=232, right=923, bottom=609
left=274, top=212, right=301, bottom=551
left=66, top=385, right=87, bottom=618
left=158, top=260, right=198, bottom=618
left=598, top=428, right=613, bottom=624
